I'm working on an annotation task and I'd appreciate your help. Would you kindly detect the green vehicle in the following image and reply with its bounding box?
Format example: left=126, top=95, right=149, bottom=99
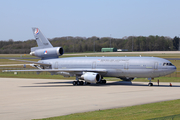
left=101, top=48, right=117, bottom=52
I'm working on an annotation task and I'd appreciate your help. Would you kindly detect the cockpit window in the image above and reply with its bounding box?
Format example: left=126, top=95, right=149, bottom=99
left=163, top=63, right=173, bottom=66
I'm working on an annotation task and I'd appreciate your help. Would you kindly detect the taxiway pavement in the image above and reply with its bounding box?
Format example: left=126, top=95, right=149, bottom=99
left=0, top=78, right=180, bottom=120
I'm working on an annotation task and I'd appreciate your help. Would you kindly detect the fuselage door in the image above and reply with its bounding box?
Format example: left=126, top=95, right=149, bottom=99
left=124, top=62, right=129, bottom=69
left=92, top=62, right=96, bottom=69
left=154, top=62, right=158, bottom=70
left=55, top=62, right=58, bottom=69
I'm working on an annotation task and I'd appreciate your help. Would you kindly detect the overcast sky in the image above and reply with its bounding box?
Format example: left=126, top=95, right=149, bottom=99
left=0, top=0, right=180, bottom=41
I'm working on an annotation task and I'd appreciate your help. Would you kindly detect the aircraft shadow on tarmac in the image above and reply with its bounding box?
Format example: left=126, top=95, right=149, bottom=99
left=21, top=81, right=180, bottom=88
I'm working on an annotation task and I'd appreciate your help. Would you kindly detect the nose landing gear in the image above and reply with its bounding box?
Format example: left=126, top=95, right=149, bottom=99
left=148, top=83, right=153, bottom=86
left=148, top=78, right=153, bottom=86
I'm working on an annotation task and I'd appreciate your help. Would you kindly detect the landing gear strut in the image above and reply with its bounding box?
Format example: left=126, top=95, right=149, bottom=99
left=73, top=75, right=84, bottom=85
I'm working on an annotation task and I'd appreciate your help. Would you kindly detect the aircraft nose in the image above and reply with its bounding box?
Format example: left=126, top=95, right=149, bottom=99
left=171, top=66, right=176, bottom=73
left=172, top=66, right=176, bottom=72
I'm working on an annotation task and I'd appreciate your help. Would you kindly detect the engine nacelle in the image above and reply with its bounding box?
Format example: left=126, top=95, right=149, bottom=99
left=80, top=72, right=101, bottom=83
left=119, top=77, right=134, bottom=81
left=30, top=47, right=63, bottom=59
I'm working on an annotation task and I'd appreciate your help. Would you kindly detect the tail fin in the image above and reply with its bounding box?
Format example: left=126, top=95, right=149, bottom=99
left=31, top=28, right=53, bottom=51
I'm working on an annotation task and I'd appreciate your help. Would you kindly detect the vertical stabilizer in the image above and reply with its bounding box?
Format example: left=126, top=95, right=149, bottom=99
left=32, top=28, right=53, bottom=49
left=30, top=28, right=64, bottom=59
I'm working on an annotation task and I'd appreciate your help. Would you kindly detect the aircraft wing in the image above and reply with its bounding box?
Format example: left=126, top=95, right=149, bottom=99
left=2, top=69, right=107, bottom=73
left=9, top=59, right=51, bottom=66
left=0, top=64, right=31, bottom=66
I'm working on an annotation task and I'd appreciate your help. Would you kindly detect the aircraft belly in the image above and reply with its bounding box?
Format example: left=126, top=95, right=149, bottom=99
left=120, top=69, right=156, bottom=78
left=105, top=69, right=122, bottom=77
left=105, top=69, right=153, bottom=78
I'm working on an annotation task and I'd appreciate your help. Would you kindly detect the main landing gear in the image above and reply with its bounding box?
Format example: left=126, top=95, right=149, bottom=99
left=72, top=80, right=107, bottom=85
left=97, top=80, right=106, bottom=84
left=73, top=75, right=107, bottom=86
left=72, top=80, right=107, bottom=86
left=73, top=75, right=84, bottom=85
left=73, top=81, right=84, bottom=85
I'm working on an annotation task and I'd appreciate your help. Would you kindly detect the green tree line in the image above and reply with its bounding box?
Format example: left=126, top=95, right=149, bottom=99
left=0, top=35, right=179, bottom=54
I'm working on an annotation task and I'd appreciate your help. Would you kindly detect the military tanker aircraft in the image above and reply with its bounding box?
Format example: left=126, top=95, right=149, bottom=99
left=3, top=28, right=176, bottom=86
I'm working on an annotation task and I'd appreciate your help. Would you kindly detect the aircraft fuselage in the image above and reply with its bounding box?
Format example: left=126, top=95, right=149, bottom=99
left=39, top=56, right=176, bottom=78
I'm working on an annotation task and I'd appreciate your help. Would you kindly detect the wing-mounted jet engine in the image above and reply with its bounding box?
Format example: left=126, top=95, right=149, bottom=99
left=71, top=72, right=106, bottom=85
left=80, top=72, right=101, bottom=83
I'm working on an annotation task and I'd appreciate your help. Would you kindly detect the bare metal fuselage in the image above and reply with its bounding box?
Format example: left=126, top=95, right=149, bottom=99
left=40, top=56, right=176, bottom=78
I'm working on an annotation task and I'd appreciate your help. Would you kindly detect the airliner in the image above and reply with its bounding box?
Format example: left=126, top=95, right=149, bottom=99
left=3, top=28, right=176, bottom=86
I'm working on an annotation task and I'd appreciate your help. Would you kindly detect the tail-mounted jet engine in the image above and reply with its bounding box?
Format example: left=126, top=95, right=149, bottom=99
left=119, top=77, right=134, bottom=81
left=80, top=72, right=101, bottom=83
left=30, top=47, right=64, bottom=59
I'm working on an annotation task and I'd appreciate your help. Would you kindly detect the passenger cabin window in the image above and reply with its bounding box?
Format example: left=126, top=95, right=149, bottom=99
left=163, top=63, right=173, bottom=66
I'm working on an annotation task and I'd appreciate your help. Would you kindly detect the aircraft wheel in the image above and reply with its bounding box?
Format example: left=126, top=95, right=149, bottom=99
left=80, top=81, right=84, bottom=85
left=103, top=80, right=106, bottom=84
left=148, top=83, right=153, bottom=86
left=73, top=81, right=77, bottom=85
left=77, top=81, right=81, bottom=85
left=85, top=82, right=91, bottom=85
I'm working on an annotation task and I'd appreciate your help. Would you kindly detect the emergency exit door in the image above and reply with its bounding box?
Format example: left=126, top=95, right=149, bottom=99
left=92, top=62, right=96, bottom=69
left=124, top=62, right=129, bottom=69
left=154, top=62, right=158, bottom=70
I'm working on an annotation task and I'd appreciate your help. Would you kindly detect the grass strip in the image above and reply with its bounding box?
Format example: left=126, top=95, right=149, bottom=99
left=34, top=99, right=180, bottom=120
